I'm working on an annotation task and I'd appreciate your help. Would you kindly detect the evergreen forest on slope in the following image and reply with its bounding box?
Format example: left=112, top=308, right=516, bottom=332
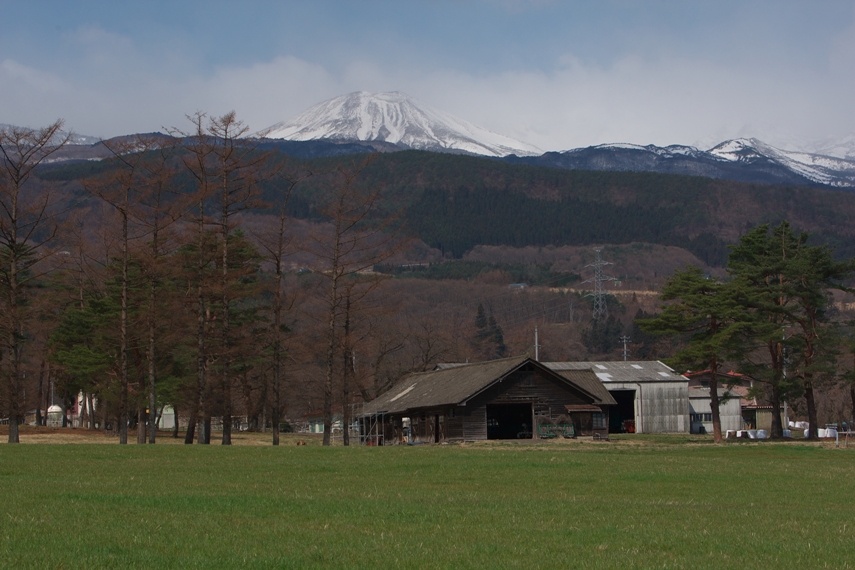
left=43, top=148, right=855, bottom=267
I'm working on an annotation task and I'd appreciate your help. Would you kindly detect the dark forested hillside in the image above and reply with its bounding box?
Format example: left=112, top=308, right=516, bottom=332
left=41, top=148, right=855, bottom=266
left=276, top=150, right=855, bottom=266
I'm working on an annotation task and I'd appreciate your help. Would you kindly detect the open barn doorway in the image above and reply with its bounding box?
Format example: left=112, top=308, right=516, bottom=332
left=609, top=389, right=636, bottom=433
left=486, top=403, right=533, bottom=439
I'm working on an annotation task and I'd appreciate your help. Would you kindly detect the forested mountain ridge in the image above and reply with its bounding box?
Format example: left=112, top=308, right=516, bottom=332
left=41, top=147, right=855, bottom=267
left=277, top=150, right=855, bottom=265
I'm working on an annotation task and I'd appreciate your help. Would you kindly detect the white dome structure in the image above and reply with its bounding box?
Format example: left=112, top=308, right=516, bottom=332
left=47, top=405, right=64, bottom=427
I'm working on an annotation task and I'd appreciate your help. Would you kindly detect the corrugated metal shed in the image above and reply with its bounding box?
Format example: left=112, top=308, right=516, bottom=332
left=543, top=361, right=690, bottom=434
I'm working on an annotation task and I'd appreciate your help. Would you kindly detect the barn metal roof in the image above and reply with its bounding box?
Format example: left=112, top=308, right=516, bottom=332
left=543, top=361, right=688, bottom=384
left=361, top=356, right=614, bottom=416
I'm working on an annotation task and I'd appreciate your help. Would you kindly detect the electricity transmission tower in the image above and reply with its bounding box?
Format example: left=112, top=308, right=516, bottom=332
left=582, top=248, right=619, bottom=320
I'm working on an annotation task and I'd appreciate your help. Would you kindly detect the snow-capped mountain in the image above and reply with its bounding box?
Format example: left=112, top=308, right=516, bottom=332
left=707, top=138, right=855, bottom=187
left=261, top=91, right=543, bottom=158
left=504, top=138, right=855, bottom=188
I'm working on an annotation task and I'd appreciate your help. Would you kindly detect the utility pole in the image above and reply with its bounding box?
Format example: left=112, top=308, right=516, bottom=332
left=582, top=248, right=618, bottom=320
left=534, top=327, right=540, bottom=361
left=620, top=335, right=631, bottom=361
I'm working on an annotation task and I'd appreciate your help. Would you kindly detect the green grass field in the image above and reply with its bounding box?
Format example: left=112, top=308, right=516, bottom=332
left=1, top=436, right=853, bottom=569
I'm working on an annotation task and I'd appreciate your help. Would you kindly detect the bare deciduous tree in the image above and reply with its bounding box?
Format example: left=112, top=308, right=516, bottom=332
left=0, top=120, right=70, bottom=443
left=176, top=111, right=273, bottom=445
left=306, top=155, right=405, bottom=446
left=251, top=165, right=310, bottom=445
left=83, top=136, right=162, bottom=443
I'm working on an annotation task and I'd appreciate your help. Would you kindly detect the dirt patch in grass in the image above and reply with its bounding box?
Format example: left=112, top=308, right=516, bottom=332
left=1, top=426, right=844, bottom=449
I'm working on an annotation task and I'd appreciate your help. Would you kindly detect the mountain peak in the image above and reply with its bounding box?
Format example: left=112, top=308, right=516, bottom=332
left=260, top=91, right=542, bottom=157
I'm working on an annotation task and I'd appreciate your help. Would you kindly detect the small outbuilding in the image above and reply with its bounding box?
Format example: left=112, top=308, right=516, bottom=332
left=358, top=356, right=615, bottom=444
left=687, top=386, right=743, bottom=434
left=684, top=370, right=748, bottom=434
left=684, top=369, right=786, bottom=432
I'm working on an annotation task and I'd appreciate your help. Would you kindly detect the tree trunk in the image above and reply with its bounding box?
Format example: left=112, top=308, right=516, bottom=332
left=195, top=196, right=209, bottom=445
left=147, top=269, right=158, bottom=444
left=240, top=371, right=254, bottom=432
left=5, top=176, right=21, bottom=444
left=36, top=360, right=45, bottom=427
left=202, top=416, right=211, bottom=444
left=709, top=369, right=723, bottom=444
left=7, top=275, right=21, bottom=443
left=172, top=405, right=180, bottom=438
left=272, top=248, right=283, bottom=446
left=220, top=195, right=232, bottom=445
left=222, top=381, right=232, bottom=445
left=155, top=405, right=164, bottom=431
left=267, top=179, right=298, bottom=444
left=850, top=383, right=855, bottom=426
left=137, top=407, right=147, bottom=444
left=768, top=381, right=784, bottom=439
left=322, top=233, right=343, bottom=447
left=342, top=294, right=352, bottom=446
left=87, top=393, right=96, bottom=430
left=805, top=377, right=819, bottom=441
left=184, top=412, right=196, bottom=444
left=323, top=283, right=337, bottom=447
left=119, top=208, right=129, bottom=445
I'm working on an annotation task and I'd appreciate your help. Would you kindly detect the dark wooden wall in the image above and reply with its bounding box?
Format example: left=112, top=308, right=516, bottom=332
left=377, top=364, right=608, bottom=443
left=474, top=368, right=591, bottom=409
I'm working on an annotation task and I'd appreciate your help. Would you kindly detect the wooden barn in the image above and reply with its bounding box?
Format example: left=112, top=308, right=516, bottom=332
left=358, top=356, right=615, bottom=444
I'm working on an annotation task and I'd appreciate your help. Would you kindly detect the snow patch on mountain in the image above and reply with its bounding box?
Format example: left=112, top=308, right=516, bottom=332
left=261, top=91, right=542, bottom=158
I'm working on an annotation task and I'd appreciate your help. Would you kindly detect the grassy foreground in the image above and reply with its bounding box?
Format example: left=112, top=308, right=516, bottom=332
left=1, top=437, right=853, bottom=569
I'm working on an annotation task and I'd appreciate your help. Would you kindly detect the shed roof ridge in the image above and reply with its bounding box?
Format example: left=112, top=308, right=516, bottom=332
left=434, top=354, right=530, bottom=369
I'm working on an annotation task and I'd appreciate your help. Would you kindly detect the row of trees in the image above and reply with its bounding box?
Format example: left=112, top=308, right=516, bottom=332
left=0, top=116, right=406, bottom=445
left=640, top=222, right=854, bottom=442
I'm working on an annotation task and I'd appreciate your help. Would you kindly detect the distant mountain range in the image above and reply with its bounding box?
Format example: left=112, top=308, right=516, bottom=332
left=504, top=139, right=855, bottom=188
left=9, top=91, right=855, bottom=187
left=256, top=91, right=855, bottom=188
left=32, top=137, right=855, bottom=268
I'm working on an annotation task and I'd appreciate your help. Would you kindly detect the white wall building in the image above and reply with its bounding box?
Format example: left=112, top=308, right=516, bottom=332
left=688, top=386, right=743, bottom=434
left=544, top=361, right=690, bottom=434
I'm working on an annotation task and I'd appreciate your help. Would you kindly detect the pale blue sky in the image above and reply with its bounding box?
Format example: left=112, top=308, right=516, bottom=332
left=2, top=0, right=853, bottom=150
